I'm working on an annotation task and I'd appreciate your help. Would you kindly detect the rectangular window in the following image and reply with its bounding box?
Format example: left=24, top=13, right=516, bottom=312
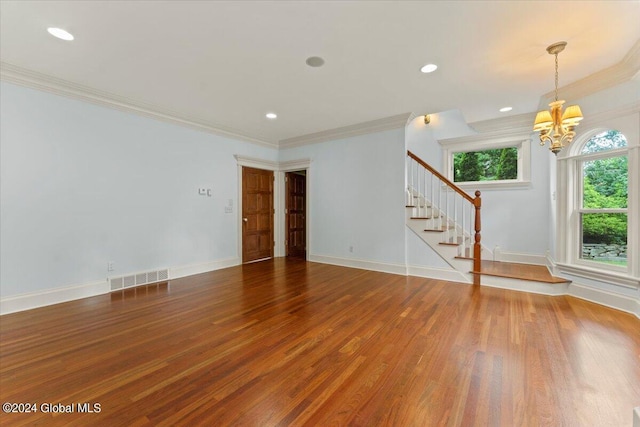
left=453, top=147, right=518, bottom=183
left=579, top=154, right=628, bottom=267
left=442, top=137, right=530, bottom=190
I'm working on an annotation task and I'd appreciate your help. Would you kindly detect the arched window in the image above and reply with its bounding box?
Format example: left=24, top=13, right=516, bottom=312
left=577, top=130, right=628, bottom=268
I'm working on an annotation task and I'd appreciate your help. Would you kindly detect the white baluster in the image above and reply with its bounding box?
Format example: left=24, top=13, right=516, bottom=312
left=453, top=193, right=458, bottom=245
left=418, top=166, right=423, bottom=217
left=459, top=200, right=467, bottom=256
left=430, top=173, right=435, bottom=230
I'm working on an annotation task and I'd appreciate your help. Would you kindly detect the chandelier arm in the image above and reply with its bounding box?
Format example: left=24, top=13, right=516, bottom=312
left=538, top=133, right=553, bottom=146
left=560, top=130, right=576, bottom=145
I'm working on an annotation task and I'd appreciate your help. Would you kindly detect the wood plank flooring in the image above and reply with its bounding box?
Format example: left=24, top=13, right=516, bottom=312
left=1, top=258, right=639, bottom=426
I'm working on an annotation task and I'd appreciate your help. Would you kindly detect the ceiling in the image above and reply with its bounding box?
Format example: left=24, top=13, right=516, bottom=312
left=1, top=1, right=639, bottom=146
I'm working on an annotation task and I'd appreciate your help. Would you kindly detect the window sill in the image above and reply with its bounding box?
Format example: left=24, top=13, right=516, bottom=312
left=454, top=180, right=531, bottom=191
left=555, top=262, right=639, bottom=290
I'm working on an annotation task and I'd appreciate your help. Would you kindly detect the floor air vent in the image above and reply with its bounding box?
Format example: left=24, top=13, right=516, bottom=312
left=109, top=268, right=169, bottom=291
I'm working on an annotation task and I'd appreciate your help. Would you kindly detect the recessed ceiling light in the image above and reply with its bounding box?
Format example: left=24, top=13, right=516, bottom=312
left=420, top=64, right=438, bottom=73
left=306, top=56, right=325, bottom=67
left=499, top=107, right=513, bottom=112
left=47, top=27, right=74, bottom=41
left=265, top=113, right=277, bottom=120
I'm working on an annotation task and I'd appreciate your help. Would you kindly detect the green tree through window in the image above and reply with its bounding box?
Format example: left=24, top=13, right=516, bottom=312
left=453, top=147, right=517, bottom=182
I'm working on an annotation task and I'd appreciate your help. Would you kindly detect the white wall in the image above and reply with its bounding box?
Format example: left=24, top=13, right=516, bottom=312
left=278, top=129, right=406, bottom=266
left=479, top=144, right=551, bottom=255
left=0, top=82, right=278, bottom=298
left=405, top=109, right=477, bottom=169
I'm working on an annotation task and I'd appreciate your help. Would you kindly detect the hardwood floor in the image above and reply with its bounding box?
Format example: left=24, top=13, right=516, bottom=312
left=1, top=259, right=639, bottom=426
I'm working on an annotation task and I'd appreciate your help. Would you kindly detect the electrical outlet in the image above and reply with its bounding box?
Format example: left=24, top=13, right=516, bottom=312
left=349, top=246, right=354, bottom=253
left=198, top=188, right=206, bottom=195
left=107, top=262, right=115, bottom=272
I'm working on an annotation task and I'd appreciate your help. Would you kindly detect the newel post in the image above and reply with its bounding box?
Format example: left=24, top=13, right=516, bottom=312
left=473, top=190, right=482, bottom=279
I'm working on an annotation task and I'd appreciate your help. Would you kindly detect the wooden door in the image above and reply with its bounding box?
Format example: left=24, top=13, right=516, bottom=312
left=286, top=172, right=306, bottom=258
left=242, top=167, right=274, bottom=263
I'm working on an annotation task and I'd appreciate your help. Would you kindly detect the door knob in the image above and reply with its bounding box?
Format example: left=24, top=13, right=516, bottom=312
left=243, top=218, right=248, bottom=222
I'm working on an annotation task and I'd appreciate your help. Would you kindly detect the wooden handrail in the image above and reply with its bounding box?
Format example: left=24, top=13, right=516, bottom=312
left=407, top=151, right=474, bottom=203
left=407, top=150, right=482, bottom=280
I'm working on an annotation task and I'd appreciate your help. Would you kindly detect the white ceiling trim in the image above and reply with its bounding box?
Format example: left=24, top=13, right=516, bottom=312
left=539, top=39, right=640, bottom=108
left=576, top=101, right=640, bottom=129
left=0, top=62, right=278, bottom=149
left=439, top=113, right=535, bottom=146
left=278, top=112, right=413, bottom=149
left=279, top=158, right=312, bottom=171
left=234, top=155, right=311, bottom=172
left=234, top=155, right=279, bottom=171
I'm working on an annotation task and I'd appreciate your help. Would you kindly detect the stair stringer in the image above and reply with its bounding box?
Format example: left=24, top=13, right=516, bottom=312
left=405, top=205, right=493, bottom=284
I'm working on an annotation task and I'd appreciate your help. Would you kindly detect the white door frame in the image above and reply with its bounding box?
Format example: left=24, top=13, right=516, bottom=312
left=235, top=156, right=311, bottom=260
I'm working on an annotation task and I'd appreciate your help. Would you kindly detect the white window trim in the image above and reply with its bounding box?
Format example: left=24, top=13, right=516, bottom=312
left=441, top=134, right=531, bottom=190
left=555, top=107, right=639, bottom=288
left=575, top=145, right=628, bottom=274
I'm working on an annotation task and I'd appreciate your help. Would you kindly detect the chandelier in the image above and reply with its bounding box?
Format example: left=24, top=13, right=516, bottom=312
left=533, top=41, right=583, bottom=155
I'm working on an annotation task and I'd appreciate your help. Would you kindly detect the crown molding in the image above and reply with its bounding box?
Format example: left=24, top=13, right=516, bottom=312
left=469, top=112, right=534, bottom=134
left=406, top=112, right=420, bottom=124
left=438, top=112, right=535, bottom=145
left=540, top=39, right=640, bottom=107
left=0, top=62, right=278, bottom=149
left=578, top=100, right=640, bottom=128
left=278, top=112, right=412, bottom=149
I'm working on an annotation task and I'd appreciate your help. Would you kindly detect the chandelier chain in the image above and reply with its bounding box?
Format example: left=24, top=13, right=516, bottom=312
left=554, top=53, right=559, bottom=102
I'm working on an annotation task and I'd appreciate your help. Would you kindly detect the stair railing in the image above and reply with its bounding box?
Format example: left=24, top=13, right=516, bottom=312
left=406, top=150, right=482, bottom=274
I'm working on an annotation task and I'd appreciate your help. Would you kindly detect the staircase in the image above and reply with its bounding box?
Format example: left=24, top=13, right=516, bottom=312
left=406, top=150, right=570, bottom=291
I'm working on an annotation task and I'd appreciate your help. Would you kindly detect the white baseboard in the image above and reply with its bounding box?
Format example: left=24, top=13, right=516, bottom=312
left=310, top=255, right=470, bottom=284
left=170, top=257, right=240, bottom=279
left=493, top=248, right=548, bottom=265
left=568, top=282, right=640, bottom=319
left=309, top=254, right=407, bottom=276
left=1, top=256, right=242, bottom=315
left=0, top=279, right=109, bottom=315
left=407, top=265, right=471, bottom=284
left=634, top=406, right=640, bottom=427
